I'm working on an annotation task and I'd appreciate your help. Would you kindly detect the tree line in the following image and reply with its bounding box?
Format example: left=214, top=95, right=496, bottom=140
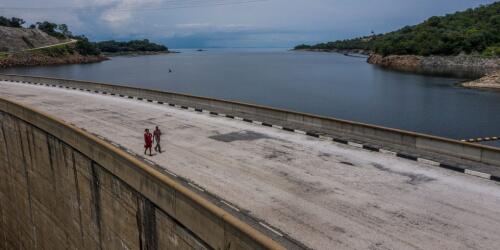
left=95, top=39, right=168, bottom=53
left=295, top=2, right=500, bottom=57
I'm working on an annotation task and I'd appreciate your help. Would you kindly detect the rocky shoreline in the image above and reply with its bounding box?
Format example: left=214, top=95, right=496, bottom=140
left=0, top=52, right=108, bottom=68
left=367, top=54, right=499, bottom=74
left=367, top=54, right=500, bottom=89
left=296, top=48, right=371, bottom=55
left=462, top=70, right=500, bottom=89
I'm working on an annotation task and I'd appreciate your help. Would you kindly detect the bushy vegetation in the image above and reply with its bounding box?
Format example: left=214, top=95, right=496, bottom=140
left=296, top=2, right=500, bottom=57
left=73, top=36, right=101, bottom=56
left=35, top=21, right=72, bottom=39
left=0, top=17, right=72, bottom=39
left=95, top=39, right=168, bottom=53
left=0, top=16, right=25, bottom=28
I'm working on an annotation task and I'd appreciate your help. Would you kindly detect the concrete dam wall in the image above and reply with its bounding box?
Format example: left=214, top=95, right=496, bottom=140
left=1, top=74, right=500, bottom=168
left=0, top=98, right=283, bottom=249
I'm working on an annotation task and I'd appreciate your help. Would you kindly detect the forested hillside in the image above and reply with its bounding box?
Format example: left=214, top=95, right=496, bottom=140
left=296, top=2, right=500, bottom=56
left=95, top=39, right=168, bottom=53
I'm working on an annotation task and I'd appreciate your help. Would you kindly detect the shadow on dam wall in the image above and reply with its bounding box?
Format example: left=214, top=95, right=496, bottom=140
left=0, top=99, right=284, bottom=249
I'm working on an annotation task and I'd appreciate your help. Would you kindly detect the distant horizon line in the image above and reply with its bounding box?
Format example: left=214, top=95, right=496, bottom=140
left=169, top=46, right=292, bottom=49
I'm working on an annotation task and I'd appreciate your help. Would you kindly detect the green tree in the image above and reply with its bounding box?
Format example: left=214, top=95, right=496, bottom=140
left=74, top=36, right=101, bottom=56
left=0, top=16, right=25, bottom=27
left=36, top=21, right=61, bottom=37
left=58, top=24, right=72, bottom=37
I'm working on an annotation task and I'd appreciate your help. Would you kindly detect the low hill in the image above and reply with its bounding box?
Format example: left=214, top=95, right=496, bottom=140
left=296, top=2, right=500, bottom=57
left=0, top=18, right=105, bottom=68
left=95, top=39, right=168, bottom=55
left=0, top=26, right=65, bottom=52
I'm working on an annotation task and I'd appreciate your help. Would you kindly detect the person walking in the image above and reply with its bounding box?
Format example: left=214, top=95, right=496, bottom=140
left=144, top=129, right=153, bottom=156
left=153, top=126, right=162, bottom=153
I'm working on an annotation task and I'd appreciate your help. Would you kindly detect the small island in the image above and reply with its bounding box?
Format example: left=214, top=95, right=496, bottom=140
left=95, top=39, right=169, bottom=56
left=294, top=2, right=500, bottom=89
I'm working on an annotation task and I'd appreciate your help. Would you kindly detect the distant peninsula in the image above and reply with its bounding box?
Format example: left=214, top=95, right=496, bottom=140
left=95, top=39, right=169, bottom=56
left=294, top=2, right=500, bottom=89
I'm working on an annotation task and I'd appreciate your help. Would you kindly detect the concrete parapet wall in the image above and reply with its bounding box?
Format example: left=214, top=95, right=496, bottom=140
left=0, top=97, right=284, bottom=249
left=1, top=74, right=499, bottom=167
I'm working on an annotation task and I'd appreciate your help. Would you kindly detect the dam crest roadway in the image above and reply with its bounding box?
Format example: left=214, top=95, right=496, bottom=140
left=1, top=78, right=500, bottom=250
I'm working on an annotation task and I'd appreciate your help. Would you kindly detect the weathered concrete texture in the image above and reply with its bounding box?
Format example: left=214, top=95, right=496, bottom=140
left=1, top=74, right=500, bottom=167
left=0, top=112, right=209, bottom=249
left=1, top=81, right=500, bottom=250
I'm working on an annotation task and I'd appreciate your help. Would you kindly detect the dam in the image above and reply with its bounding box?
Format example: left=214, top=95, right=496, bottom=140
left=1, top=75, right=500, bottom=249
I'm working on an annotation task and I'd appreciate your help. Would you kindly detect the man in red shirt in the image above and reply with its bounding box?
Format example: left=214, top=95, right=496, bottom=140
left=144, top=129, right=153, bottom=156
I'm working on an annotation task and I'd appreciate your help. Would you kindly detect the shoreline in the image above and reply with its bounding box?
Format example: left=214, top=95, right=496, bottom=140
left=102, top=50, right=179, bottom=57
left=367, top=54, right=500, bottom=89
left=295, top=48, right=500, bottom=90
left=294, top=48, right=371, bottom=56
left=0, top=53, right=108, bottom=68
left=461, top=70, right=500, bottom=89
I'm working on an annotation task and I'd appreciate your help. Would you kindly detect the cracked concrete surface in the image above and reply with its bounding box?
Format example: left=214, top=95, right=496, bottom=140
left=1, top=80, right=500, bottom=250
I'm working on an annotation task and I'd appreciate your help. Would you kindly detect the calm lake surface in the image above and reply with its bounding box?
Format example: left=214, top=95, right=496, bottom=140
left=2, top=48, right=500, bottom=147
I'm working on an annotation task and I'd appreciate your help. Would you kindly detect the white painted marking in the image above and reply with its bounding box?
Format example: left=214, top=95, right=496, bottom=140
left=319, top=135, right=333, bottom=141
left=295, top=129, right=307, bottom=135
left=202, top=110, right=210, bottom=113
left=221, top=200, right=240, bottom=212
left=165, top=170, right=178, bottom=177
left=417, top=158, right=440, bottom=166
left=252, top=121, right=263, bottom=125
left=465, top=169, right=491, bottom=179
left=188, top=182, right=205, bottom=192
left=235, top=117, right=244, bottom=121
left=218, top=113, right=227, bottom=117
left=272, top=125, right=283, bottom=129
left=188, top=107, right=195, bottom=111
left=348, top=142, right=363, bottom=148
left=259, top=222, right=283, bottom=237
left=380, top=149, right=397, bottom=156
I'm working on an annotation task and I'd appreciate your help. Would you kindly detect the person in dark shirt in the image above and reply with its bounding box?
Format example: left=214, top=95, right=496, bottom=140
left=153, top=126, right=162, bottom=153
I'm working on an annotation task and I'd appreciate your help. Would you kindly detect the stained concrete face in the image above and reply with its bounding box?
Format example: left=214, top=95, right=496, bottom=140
left=0, top=112, right=208, bottom=250
left=3, top=80, right=500, bottom=249
left=209, top=130, right=272, bottom=142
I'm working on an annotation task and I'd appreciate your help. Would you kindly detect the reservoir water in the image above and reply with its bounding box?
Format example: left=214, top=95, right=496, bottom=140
left=2, top=48, right=499, bottom=147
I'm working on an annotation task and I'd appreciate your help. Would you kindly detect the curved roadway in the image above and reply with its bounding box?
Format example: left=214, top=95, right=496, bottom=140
left=1, top=80, right=500, bottom=250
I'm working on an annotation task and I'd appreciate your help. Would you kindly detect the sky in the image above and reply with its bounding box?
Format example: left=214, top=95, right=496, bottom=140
left=0, top=0, right=497, bottom=48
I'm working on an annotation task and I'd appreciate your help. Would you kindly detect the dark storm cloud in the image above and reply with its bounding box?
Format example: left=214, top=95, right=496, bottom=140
left=1, top=0, right=497, bottom=48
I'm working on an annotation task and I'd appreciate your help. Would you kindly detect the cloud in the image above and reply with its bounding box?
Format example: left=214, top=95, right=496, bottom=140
left=2, top=0, right=498, bottom=47
left=100, top=0, right=162, bottom=26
